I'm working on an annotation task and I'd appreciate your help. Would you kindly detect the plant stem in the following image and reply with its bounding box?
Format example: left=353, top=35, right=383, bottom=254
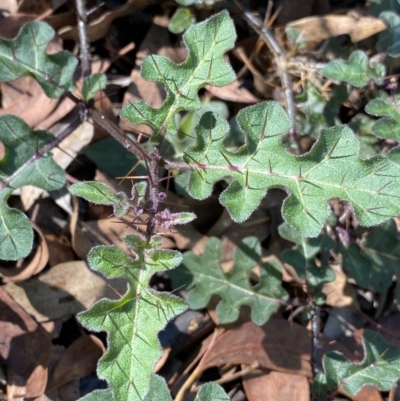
left=75, top=0, right=91, bottom=78
left=0, top=111, right=81, bottom=192
left=232, top=0, right=302, bottom=153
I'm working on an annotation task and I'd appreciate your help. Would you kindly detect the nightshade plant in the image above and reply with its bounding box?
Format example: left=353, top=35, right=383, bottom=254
left=1, top=6, right=400, bottom=401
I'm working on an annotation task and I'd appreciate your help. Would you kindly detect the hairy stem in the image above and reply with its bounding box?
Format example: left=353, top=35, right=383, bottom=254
left=75, top=0, right=91, bottom=78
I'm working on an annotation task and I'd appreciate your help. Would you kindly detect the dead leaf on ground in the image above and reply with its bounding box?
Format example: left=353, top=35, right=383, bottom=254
left=205, top=81, right=261, bottom=104
left=3, top=260, right=126, bottom=322
left=58, top=0, right=150, bottom=42
left=201, top=319, right=354, bottom=378
left=0, top=222, right=49, bottom=283
left=339, top=385, right=383, bottom=401
left=242, top=370, right=309, bottom=401
left=48, top=335, right=104, bottom=390
left=0, top=288, right=52, bottom=399
left=286, top=14, right=386, bottom=47
left=323, top=265, right=358, bottom=309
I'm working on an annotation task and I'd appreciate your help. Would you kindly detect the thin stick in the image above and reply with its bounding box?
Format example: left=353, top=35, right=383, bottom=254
left=75, top=0, right=91, bottom=78
left=233, top=0, right=302, bottom=153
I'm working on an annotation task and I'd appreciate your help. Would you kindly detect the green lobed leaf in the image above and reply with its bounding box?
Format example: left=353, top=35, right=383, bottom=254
left=313, top=330, right=400, bottom=397
left=143, top=375, right=172, bottom=401
left=279, top=222, right=335, bottom=304
left=377, top=11, right=400, bottom=57
left=170, top=236, right=288, bottom=325
left=365, top=92, right=400, bottom=140
left=0, top=21, right=77, bottom=97
left=120, top=11, right=236, bottom=139
left=184, top=102, right=400, bottom=237
left=69, top=181, right=129, bottom=218
left=169, top=7, right=196, bottom=34
left=77, top=235, right=187, bottom=401
left=340, top=219, right=400, bottom=292
left=320, top=50, right=385, bottom=88
left=78, top=389, right=113, bottom=401
left=82, top=73, right=107, bottom=102
left=0, top=115, right=65, bottom=260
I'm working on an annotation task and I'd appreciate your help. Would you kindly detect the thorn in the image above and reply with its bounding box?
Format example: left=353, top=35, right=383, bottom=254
left=269, top=158, right=273, bottom=174
left=150, top=54, right=164, bottom=80
left=340, top=174, right=346, bottom=187
left=183, top=151, right=207, bottom=169
left=298, top=164, right=303, bottom=180
left=245, top=169, right=249, bottom=189
left=326, top=136, right=341, bottom=159
left=375, top=180, right=393, bottom=194
left=219, top=150, right=240, bottom=171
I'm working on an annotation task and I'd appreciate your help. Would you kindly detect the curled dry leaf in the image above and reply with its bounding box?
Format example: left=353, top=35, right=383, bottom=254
left=205, top=81, right=260, bottom=104
left=0, top=222, right=49, bottom=283
left=3, top=261, right=126, bottom=322
left=200, top=320, right=354, bottom=378
left=58, top=0, right=150, bottom=42
left=286, top=14, right=386, bottom=47
left=0, top=288, right=52, bottom=399
left=47, top=335, right=105, bottom=390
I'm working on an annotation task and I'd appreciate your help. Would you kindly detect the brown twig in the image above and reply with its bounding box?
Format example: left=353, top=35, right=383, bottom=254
left=75, top=0, right=91, bottom=78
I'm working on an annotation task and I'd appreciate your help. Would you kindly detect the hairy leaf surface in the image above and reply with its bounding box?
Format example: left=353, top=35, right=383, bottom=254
left=69, top=181, right=129, bottom=218
left=0, top=22, right=77, bottom=97
left=185, top=102, right=400, bottom=237
left=321, top=50, right=385, bottom=87
left=120, top=11, right=236, bottom=139
left=0, top=115, right=65, bottom=260
left=77, top=235, right=187, bottom=400
left=170, top=236, right=288, bottom=325
left=314, top=330, right=400, bottom=396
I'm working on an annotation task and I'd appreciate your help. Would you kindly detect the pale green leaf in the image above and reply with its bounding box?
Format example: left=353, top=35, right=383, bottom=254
left=143, top=375, right=172, bottom=401
left=0, top=115, right=65, bottom=260
left=320, top=51, right=385, bottom=88
left=185, top=102, right=400, bottom=237
left=120, top=11, right=236, bottom=139
left=365, top=92, right=400, bottom=140
left=169, top=7, right=196, bottom=34
left=170, top=236, right=288, bottom=325
left=69, top=181, right=129, bottom=218
left=0, top=22, right=77, bottom=97
left=195, top=383, right=229, bottom=401
left=77, top=235, right=187, bottom=400
left=82, top=73, right=107, bottom=102
left=79, top=389, right=113, bottom=401
left=314, top=330, right=400, bottom=397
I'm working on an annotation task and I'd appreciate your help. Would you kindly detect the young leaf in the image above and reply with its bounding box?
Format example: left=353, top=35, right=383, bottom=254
left=77, top=235, right=187, bottom=400
left=0, top=22, right=77, bottom=97
left=377, top=11, right=400, bottom=57
left=170, top=236, right=288, bottom=325
left=313, top=330, right=400, bottom=397
left=0, top=115, right=65, bottom=260
left=340, top=219, right=400, bottom=292
left=320, top=50, right=385, bottom=88
left=279, top=222, right=335, bottom=303
left=82, top=73, right=107, bottom=102
left=69, top=181, right=129, bottom=218
left=185, top=103, right=400, bottom=237
left=120, top=11, right=236, bottom=139
left=169, top=7, right=196, bottom=34
left=143, top=375, right=172, bottom=401
left=365, top=92, right=400, bottom=140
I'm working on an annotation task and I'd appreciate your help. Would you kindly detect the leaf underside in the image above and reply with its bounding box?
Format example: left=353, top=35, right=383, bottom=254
left=171, top=236, right=288, bottom=325
left=184, top=102, right=400, bottom=237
